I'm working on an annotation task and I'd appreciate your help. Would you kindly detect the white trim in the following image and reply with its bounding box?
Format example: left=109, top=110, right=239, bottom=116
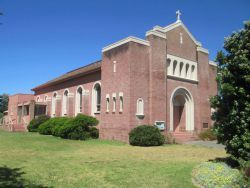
left=75, top=86, right=84, bottom=116
left=118, top=92, right=123, bottom=97
left=169, top=87, right=194, bottom=132
left=102, top=36, right=150, bottom=52
left=146, top=30, right=166, bottom=39
left=62, top=89, right=69, bottom=116
left=209, top=61, right=217, bottom=67
left=136, top=98, right=144, bottom=116
left=112, top=93, right=116, bottom=98
left=197, top=46, right=209, bottom=54
left=153, top=21, right=202, bottom=46
left=91, top=81, right=102, bottom=116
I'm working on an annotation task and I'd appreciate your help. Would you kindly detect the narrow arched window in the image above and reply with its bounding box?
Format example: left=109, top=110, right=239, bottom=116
left=62, top=90, right=68, bottom=116
left=180, top=62, right=184, bottom=77
left=44, top=96, right=47, bottom=102
left=106, top=94, right=110, bottom=112
left=185, top=64, right=190, bottom=78
left=112, top=96, right=116, bottom=112
left=119, top=96, right=123, bottom=112
left=36, top=96, right=40, bottom=102
left=76, top=87, right=83, bottom=115
left=92, top=83, right=101, bottom=113
left=51, top=93, right=57, bottom=117
left=173, top=60, right=177, bottom=75
left=136, top=98, right=144, bottom=115
left=191, top=65, right=195, bottom=79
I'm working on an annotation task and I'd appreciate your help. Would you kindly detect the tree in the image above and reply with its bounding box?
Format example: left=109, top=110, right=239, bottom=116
left=0, top=94, right=9, bottom=113
left=211, top=21, right=250, bottom=161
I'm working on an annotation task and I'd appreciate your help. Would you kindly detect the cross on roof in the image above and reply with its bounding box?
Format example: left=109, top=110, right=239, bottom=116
left=176, top=10, right=181, bottom=21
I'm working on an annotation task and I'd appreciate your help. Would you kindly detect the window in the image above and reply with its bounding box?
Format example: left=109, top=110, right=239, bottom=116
left=44, top=96, right=47, bottom=102
left=24, top=105, right=29, bottom=116
left=112, top=96, right=116, bottom=112
left=136, top=98, right=144, bottom=115
left=106, top=94, right=110, bottom=112
left=119, top=96, right=123, bottom=112
left=62, top=90, right=69, bottom=116
left=191, top=65, right=195, bottom=79
left=92, top=83, right=101, bottom=114
left=75, top=87, right=83, bottom=115
left=173, top=60, right=177, bottom=75
left=180, top=62, right=184, bottom=77
left=36, top=96, right=40, bottom=102
left=185, top=64, right=190, bottom=78
left=51, top=93, right=57, bottom=117
left=119, top=92, right=124, bottom=113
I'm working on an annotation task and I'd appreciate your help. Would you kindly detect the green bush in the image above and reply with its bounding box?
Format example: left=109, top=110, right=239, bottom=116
left=51, top=118, right=72, bottom=137
left=192, top=162, right=243, bottom=188
left=89, top=127, right=99, bottom=139
left=38, top=117, right=70, bottom=135
left=198, top=128, right=217, bottom=141
left=58, top=114, right=99, bottom=140
left=27, top=115, right=50, bottom=132
left=129, top=125, right=165, bottom=146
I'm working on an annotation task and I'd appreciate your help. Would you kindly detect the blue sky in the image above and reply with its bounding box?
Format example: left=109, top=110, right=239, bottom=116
left=0, top=0, right=249, bottom=95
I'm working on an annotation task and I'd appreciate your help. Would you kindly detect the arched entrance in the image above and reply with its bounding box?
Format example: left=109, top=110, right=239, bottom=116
left=170, top=87, right=194, bottom=132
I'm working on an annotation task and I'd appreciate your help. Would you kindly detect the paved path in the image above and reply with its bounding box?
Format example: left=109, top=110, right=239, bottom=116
left=184, top=140, right=225, bottom=150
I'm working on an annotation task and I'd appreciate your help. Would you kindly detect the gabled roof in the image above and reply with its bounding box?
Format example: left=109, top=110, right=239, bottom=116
left=32, top=60, right=101, bottom=91
left=152, top=20, right=202, bottom=46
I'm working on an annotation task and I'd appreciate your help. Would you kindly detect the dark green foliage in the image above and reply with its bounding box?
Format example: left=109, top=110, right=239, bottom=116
left=58, top=114, right=99, bottom=140
left=210, top=22, right=250, bottom=161
left=198, top=128, right=217, bottom=141
left=0, top=94, right=8, bottom=113
left=89, top=127, right=99, bottom=139
left=38, top=117, right=70, bottom=135
left=129, top=125, right=165, bottom=146
left=27, top=115, right=50, bottom=132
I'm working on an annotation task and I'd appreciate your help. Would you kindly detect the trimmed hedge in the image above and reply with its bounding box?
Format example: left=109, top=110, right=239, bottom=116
left=38, top=117, right=70, bottom=135
left=59, top=114, right=99, bottom=140
left=27, top=115, right=50, bottom=132
left=129, top=125, right=165, bottom=146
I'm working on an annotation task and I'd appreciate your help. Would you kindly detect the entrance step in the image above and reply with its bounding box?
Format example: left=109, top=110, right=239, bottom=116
left=171, top=132, right=199, bottom=143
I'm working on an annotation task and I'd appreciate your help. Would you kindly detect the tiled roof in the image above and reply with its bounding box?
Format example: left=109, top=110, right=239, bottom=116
left=32, top=60, right=101, bottom=91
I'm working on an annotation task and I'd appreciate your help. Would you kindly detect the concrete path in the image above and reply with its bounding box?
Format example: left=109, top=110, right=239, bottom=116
left=184, top=140, right=225, bottom=150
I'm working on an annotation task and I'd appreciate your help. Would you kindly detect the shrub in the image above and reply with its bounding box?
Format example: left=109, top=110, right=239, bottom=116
left=192, top=162, right=243, bottom=188
left=38, top=117, right=70, bottom=135
left=51, top=118, right=72, bottom=137
left=89, top=127, right=99, bottom=139
left=27, top=115, right=50, bottom=132
left=58, top=114, right=99, bottom=140
left=129, top=125, right=165, bottom=146
left=198, top=128, right=217, bottom=141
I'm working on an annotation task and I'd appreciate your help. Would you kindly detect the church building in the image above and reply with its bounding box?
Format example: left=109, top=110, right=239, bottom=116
left=4, top=11, right=217, bottom=142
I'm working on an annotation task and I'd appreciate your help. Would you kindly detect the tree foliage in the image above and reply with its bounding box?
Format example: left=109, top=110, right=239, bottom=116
left=0, top=94, right=9, bottom=113
left=211, top=21, right=250, bottom=161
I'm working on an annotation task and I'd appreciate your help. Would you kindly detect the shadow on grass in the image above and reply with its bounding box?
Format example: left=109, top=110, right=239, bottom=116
left=0, top=166, right=50, bottom=188
left=209, top=157, right=240, bottom=168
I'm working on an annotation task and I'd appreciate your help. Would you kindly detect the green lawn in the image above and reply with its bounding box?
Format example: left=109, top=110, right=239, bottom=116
left=0, top=129, right=227, bottom=188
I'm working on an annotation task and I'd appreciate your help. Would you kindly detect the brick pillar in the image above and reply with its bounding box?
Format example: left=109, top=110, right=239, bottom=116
left=68, top=93, right=74, bottom=117
left=29, top=100, right=35, bottom=121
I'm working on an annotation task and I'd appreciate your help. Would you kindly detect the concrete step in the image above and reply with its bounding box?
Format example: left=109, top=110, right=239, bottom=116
left=172, top=132, right=199, bottom=143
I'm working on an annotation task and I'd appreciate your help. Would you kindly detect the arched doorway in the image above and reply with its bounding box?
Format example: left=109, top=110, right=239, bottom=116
left=170, top=87, right=194, bottom=132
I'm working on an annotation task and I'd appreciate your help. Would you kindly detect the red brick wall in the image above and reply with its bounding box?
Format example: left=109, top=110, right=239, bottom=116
left=34, top=70, right=101, bottom=119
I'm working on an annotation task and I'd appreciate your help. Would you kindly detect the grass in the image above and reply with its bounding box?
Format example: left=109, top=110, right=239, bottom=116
left=0, top=129, right=227, bottom=188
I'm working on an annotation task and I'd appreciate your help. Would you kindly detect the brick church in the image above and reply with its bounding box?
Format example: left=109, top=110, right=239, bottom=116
left=3, top=11, right=217, bottom=142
